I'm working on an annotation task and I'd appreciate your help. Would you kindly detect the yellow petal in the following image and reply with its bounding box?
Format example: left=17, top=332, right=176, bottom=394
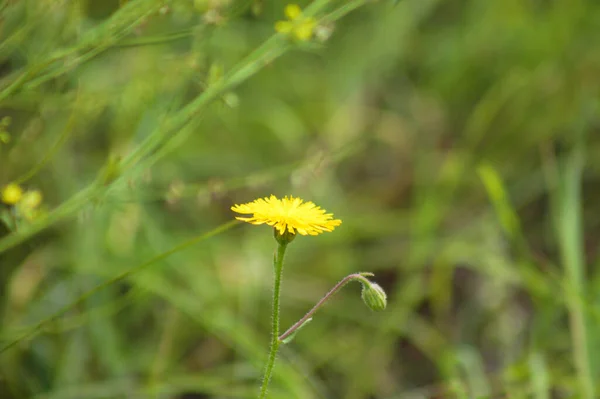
left=285, top=4, right=302, bottom=20
left=294, top=19, right=315, bottom=41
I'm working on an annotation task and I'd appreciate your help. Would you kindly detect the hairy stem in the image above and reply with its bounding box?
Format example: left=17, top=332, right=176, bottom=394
left=278, top=272, right=373, bottom=342
left=258, top=242, right=288, bottom=399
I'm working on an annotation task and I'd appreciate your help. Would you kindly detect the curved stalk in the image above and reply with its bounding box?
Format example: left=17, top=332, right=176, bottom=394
left=278, top=272, right=373, bottom=342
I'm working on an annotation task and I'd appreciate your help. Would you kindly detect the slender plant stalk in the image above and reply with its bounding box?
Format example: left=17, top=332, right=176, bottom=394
left=279, top=272, right=373, bottom=342
left=259, top=242, right=288, bottom=399
left=257, top=268, right=380, bottom=397
left=558, top=128, right=594, bottom=399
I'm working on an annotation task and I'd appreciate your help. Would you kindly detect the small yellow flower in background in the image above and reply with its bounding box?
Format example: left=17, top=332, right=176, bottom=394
left=18, top=190, right=43, bottom=221
left=1, top=183, right=44, bottom=221
left=20, top=190, right=42, bottom=209
left=1, top=183, right=23, bottom=205
left=232, top=195, right=341, bottom=236
left=275, top=4, right=316, bottom=41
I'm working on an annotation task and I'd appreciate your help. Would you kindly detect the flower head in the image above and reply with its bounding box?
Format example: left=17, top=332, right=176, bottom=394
left=1, top=183, right=23, bottom=205
left=1, top=183, right=44, bottom=221
left=275, top=4, right=316, bottom=41
left=232, top=195, right=341, bottom=236
left=18, top=190, right=43, bottom=221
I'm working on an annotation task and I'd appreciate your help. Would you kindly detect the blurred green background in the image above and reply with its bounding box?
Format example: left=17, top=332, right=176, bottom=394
left=1, top=0, right=600, bottom=398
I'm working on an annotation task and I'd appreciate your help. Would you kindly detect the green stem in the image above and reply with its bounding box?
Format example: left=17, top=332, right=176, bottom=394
left=278, top=272, right=373, bottom=342
left=258, top=242, right=288, bottom=399
left=558, top=124, right=593, bottom=398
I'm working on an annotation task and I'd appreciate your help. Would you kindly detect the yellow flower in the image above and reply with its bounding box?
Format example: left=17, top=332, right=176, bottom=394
left=1, top=183, right=23, bottom=205
left=284, top=3, right=302, bottom=20
left=1, top=184, right=44, bottom=220
left=17, top=190, right=43, bottom=221
left=275, top=4, right=316, bottom=41
left=232, top=195, right=341, bottom=236
left=20, top=190, right=42, bottom=209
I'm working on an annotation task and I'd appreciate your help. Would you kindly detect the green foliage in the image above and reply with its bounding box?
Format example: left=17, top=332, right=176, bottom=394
left=0, top=0, right=599, bottom=398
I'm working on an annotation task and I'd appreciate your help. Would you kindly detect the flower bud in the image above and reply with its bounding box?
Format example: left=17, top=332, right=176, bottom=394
left=1, top=183, right=23, bottom=205
left=361, top=281, right=387, bottom=311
